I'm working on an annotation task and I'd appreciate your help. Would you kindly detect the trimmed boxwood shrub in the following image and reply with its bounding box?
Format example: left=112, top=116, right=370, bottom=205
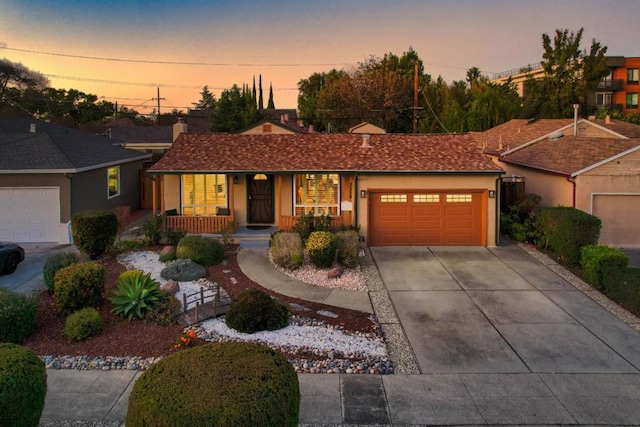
left=270, top=232, right=304, bottom=270
left=126, top=342, right=299, bottom=427
left=537, top=206, right=601, bottom=265
left=0, top=343, right=47, bottom=427
left=176, top=235, right=225, bottom=266
left=43, top=252, right=79, bottom=291
left=335, top=230, right=360, bottom=268
left=53, top=261, right=105, bottom=315
left=580, top=245, right=629, bottom=290
left=306, top=231, right=337, bottom=268
left=0, top=288, right=38, bottom=344
left=71, top=209, right=119, bottom=259
left=64, top=307, right=103, bottom=342
left=225, top=289, right=290, bottom=334
left=602, top=266, right=640, bottom=316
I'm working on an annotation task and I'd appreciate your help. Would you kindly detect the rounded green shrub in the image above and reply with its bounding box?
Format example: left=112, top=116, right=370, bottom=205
left=144, top=292, right=181, bottom=326
left=306, top=231, right=337, bottom=268
left=53, top=261, right=105, bottom=315
left=43, top=252, right=79, bottom=291
left=580, top=245, right=629, bottom=290
left=176, top=235, right=224, bottom=266
left=64, top=307, right=103, bottom=342
left=335, top=230, right=360, bottom=268
left=126, top=342, right=299, bottom=427
left=270, top=232, right=304, bottom=269
left=0, top=343, right=47, bottom=427
left=0, top=288, right=38, bottom=344
left=111, top=270, right=163, bottom=320
left=71, top=209, right=119, bottom=259
left=225, top=289, right=290, bottom=334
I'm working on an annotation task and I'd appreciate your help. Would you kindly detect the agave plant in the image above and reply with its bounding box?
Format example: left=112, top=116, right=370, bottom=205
left=110, top=270, right=164, bottom=320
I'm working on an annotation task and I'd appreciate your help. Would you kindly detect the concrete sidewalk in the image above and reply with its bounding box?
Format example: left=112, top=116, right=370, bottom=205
left=41, top=369, right=640, bottom=426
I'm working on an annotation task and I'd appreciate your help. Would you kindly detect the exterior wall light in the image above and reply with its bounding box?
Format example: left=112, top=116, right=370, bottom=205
left=488, top=190, right=495, bottom=198
left=360, top=190, right=367, bottom=198
left=233, top=176, right=239, bottom=184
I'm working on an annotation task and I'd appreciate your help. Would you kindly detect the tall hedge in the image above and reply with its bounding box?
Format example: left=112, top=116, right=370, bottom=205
left=580, top=245, right=629, bottom=290
left=537, top=206, right=601, bottom=265
left=126, top=342, right=299, bottom=426
left=71, top=209, right=119, bottom=259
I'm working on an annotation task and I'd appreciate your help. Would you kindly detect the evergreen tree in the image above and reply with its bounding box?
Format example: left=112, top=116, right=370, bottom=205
left=252, top=76, right=257, bottom=106
left=258, top=75, right=264, bottom=110
left=267, top=82, right=275, bottom=109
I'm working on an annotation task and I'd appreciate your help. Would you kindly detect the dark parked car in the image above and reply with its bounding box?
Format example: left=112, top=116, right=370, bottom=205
left=0, top=242, right=25, bottom=274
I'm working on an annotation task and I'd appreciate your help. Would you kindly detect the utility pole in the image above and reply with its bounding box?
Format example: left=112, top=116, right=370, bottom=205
left=412, top=62, right=420, bottom=134
left=152, top=87, right=165, bottom=116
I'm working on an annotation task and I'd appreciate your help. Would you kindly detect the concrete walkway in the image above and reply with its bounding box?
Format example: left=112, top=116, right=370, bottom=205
left=237, top=247, right=373, bottom=314
left=39, top=242, right=640, bottom=426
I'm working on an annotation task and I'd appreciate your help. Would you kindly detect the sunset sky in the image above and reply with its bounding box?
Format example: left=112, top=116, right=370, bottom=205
left=1, top=0, right=639, bottom=115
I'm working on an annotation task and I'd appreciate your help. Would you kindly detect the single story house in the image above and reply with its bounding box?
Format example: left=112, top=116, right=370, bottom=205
left=474, top=117, right=640, bottom=247
left=0, top=118, right=150, bottom=243
left=147, top=132, right=503, bottom=246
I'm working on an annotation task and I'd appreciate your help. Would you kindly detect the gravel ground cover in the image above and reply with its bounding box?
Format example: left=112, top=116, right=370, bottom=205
left=25, top=246, right=392, bottom=374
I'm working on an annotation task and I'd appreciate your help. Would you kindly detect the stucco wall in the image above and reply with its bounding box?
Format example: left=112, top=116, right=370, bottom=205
left=71, top=161, right=143, bottom=219
left=575, top=149, right=640, bottom=212
left=162, top=175, right=181, bottom=213
left=498, top=162, right=573, bottom=208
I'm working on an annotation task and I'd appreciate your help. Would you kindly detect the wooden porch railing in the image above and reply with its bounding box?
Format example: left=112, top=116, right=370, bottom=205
left=279, top=215, right=344, bottom=232
left=164, top=215, right=233, bottom=234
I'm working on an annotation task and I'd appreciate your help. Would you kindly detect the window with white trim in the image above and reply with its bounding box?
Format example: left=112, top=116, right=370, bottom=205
left=294, top=173, right=339, bottom=215
left=107, top=166, right=120, bottom=198
left=181, top=174, right=227, bottom=216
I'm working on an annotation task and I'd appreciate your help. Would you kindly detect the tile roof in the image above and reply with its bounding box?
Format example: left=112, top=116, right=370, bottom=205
left=0, top=119, right=150, bottom=172
left=148, top=133, right=502, bottom=174
left=501, top=135, right=640, bottom=176
left=472, top=119, right=574, bottom=155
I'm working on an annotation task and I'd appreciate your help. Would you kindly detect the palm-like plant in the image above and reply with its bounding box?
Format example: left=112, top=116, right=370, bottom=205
left=110, top=270, right=164, bottom=320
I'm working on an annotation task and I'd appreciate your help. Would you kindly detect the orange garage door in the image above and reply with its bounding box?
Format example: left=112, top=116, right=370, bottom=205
left=368, top=191, right=485, bottom=246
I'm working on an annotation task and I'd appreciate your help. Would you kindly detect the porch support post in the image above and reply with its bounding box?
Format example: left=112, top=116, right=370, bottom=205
left=160, top=176, right=165, bottom=213
left=229, top=174, right=235, bottom=222
left=276, top=175, right=282, bottom=226
left=151, top=176, right=157, bottom=216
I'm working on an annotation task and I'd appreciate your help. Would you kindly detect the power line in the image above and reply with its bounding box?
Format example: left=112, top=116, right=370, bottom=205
left=1, top=46, right=353, bottom=68
left=44, top=74, right=298, bottom=91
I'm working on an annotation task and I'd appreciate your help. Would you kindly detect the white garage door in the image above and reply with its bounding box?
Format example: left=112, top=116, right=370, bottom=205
left=593, top=194, right=640, bottom=247
left=0, top=187, right=61, bottom=242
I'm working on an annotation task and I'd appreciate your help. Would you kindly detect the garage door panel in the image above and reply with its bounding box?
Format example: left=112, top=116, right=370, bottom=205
left=0, top=187, right=60, bottom=243
left=593, top=195, right=640, bottom=246
left=370, top=191, right=484, bottom=246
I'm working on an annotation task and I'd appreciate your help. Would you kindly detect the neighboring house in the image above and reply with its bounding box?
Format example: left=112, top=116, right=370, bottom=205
left=147, top=133, right=503, bottom=247
left=0, top=118, right=150, bottom=243
left=186, top=109, right=212, bottom=133
left=348, top=122, right=387, bottom=134
left=475, top=117, right=640, bottom=247
left=236, top=116, right=312, bottom=134
left=491, top=56, right=640, bottom=115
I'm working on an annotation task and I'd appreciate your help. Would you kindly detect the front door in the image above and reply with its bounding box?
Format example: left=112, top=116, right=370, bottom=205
left=247, top=173, right=274, bottom=224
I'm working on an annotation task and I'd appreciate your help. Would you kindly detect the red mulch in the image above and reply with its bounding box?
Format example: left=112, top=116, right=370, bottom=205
left=22, top=245, right=376, bottom=359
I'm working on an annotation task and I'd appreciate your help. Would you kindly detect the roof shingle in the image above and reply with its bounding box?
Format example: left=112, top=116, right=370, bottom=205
left=501, top=135, right=640, bottom=175
left=149, top=133, right=501, bottom=174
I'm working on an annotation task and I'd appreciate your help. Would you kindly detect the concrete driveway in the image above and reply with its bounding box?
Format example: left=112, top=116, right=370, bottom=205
left=0, top=243, right=78, bottom=295
left=371, top=243, right=640, bottom=374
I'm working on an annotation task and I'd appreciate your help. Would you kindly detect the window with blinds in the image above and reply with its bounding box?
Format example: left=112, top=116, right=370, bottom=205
left=181, top=174, right=227, bottom=215
left=294, top=173, right=339, bottom=215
